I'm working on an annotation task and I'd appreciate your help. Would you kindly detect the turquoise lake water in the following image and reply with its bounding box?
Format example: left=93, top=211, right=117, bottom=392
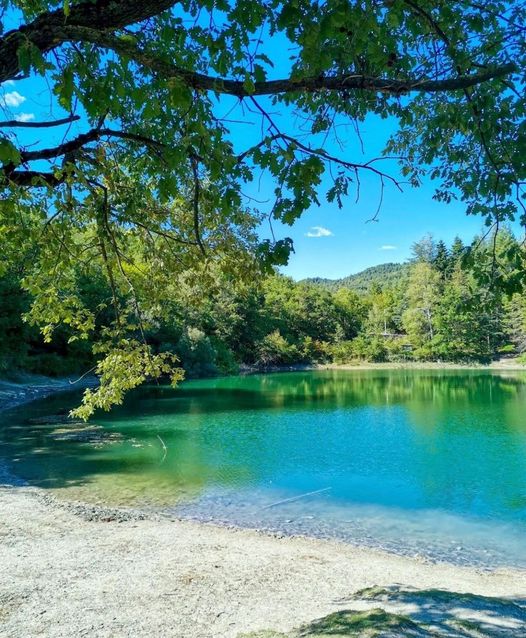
left=1, top=370, right=526, bottom=568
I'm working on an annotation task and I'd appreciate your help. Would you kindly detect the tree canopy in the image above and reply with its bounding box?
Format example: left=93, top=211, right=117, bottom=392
left=2, top=228, right=526, bottom=412
left=0, top=0, right=525, bottom=415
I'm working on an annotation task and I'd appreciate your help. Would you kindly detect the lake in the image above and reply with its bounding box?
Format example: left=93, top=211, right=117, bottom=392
left=2, top=369, right=526, bottom=568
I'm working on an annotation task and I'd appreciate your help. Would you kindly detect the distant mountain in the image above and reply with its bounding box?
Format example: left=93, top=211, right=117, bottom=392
left=303, top=262, right=411, bottom=293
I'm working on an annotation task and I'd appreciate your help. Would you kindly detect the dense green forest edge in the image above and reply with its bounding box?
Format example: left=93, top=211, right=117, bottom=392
left=3, top=230, right=526, bottom=381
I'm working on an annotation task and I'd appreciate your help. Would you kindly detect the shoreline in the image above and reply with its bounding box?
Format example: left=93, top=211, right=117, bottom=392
left=326, top=359, right=526, bottom=371
left=1, top=481, right=525, bottom=637
left=2, top=371, right=526, bottom=635
left=242, top=358, right=526, bottom=374
left=0, top=373, right=98, bottom=413
left=2, top=358, right=524, bottom=413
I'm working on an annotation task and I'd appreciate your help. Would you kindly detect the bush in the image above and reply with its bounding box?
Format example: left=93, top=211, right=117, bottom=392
left=329, top=336, right=388, bottom=364
left=498, top=344, right=516, bottom=355
left=384, top=337, right=413, bottom=362
left=350, top=335, right=388, bottom=362
left=300, top=336, right=330, bottom=363
left=329, top=340, right=355, bottom=364
left=210, top=337, right=239, bottom=375
left=256, top=330, right=300, bottom=366
left=176, top=327, right=218, bottom=377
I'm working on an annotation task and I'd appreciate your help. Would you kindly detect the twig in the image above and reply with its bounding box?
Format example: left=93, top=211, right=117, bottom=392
left=262, top=487, right=331, bottom=509
left=157, top=434, right=168, bottom=464
left=68, top=365, right=97, bottom=384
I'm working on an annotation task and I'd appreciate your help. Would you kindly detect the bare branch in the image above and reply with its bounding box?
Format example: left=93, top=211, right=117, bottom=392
left=0, top=115, right=81, bottom=128
left=238, top=132, right=403, bottom=189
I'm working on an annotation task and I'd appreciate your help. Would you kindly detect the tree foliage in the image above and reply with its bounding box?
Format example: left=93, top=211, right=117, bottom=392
left=0, top=0, right=525, bottom=413
left=3, top=230, right=526, bottom=385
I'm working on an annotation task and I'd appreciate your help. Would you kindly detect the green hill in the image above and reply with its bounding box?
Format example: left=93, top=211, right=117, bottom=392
left=304, top=262, right=410, bottom=293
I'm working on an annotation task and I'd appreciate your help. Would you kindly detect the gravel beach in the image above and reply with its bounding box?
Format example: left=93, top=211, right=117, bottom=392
left=1, top=476, right=525, bottom=637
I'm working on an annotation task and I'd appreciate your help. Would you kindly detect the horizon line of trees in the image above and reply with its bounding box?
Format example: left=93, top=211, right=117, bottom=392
left=1, top=229, right=526, bottom=380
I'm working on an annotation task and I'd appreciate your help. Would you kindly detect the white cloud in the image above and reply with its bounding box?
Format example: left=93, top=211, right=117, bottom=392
left=15, top=112, right=35, bottom=123
left=305, top=226, right=334, bottom=238
left=380, top=244, right=397, bottom=251
left=0, top=91, right=26, bottom=107
left=1, top=81, right=15, bottom=87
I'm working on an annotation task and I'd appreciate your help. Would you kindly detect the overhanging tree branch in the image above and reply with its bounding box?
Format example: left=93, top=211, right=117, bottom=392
left=18, top=127, right=166, bottom=163
left=59, top=26, right=517, bottom=96
left=3, top=169, right=65, bottom=187
left=0, top=0, right=180, bottom=83
left=2, top=128, right=168, bottom=186
left=0, top=0, right=516, bottom=94
left=0, top=115, right=80, bottom=128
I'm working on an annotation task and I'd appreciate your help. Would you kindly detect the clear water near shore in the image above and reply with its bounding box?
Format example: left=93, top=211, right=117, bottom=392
left=1, top=369, right=526, bottom=568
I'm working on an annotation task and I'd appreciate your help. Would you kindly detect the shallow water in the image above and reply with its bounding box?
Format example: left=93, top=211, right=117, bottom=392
left=2, top=370, right=526, bottom=568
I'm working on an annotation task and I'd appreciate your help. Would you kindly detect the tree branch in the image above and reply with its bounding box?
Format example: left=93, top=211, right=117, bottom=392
left=18, top=127, right=165, bottom=163
left=3, top=170, right=65, bottom=187
left=61, top=26, right=517, bottom=97
left=190, top=157, right=206, bottom=257
left=0, top=115, right=80, bottom=128
left=238, top=132, right=403, bottom=189
left=0, top=1, right=515, bottom=96
left=0, top=0, right=180, bottom=83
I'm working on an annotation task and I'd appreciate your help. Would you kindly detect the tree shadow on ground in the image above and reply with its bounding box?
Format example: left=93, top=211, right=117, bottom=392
left=240, top=586, right=526, bottom=637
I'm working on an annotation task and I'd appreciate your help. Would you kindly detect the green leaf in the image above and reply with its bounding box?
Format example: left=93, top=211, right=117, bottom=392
left=56, top=67, right=75, bottom=111
left=0, top=138, right=21, bottom=165
left=243, top=76, right=256, bottom=95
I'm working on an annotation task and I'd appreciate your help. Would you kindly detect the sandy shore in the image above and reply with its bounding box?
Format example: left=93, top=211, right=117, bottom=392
left=2, top=367, right=526, bottom=636
left=0, top=374, right=98, bottom=412
left=1, top=478, right=525, bottom=638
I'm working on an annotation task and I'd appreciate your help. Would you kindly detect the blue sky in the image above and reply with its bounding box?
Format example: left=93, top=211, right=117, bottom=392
left=271, top=183, right=487, bottom=281
left=0, top=48, right=509, bottom=283
left=225, top=98, right=493, bottom=281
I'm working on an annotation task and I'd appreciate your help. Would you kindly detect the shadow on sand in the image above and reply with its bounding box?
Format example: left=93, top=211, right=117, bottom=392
left=241, top=586, right=526, bottom=637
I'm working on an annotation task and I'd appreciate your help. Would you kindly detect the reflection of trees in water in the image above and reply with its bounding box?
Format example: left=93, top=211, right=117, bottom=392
left=3, top=370, right=526, bottom=513
left=248, top=370, right=526, bottom=413
left=101, top=370, right=526, bottom=420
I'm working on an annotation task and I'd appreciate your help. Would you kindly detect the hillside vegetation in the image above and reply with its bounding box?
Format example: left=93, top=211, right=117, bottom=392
left=0, top=0, right=524, bottom=417
left=304, top=263, right=411, bottom=293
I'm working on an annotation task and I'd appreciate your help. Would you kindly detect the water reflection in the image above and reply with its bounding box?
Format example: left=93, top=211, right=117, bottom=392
left=1, top=370, right=526, bottom=564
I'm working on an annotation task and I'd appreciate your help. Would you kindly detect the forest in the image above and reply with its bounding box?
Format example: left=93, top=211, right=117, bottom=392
left=1, top=1, right=526, bottom=635
left=1, top=0, right=524, bottom=418
left=2, top=228, right=525, bottom=383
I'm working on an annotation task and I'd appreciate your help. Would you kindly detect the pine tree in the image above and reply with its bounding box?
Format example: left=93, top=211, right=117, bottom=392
left=433, top=240, right=450, bottom=278
left=450, top=236, right=465, bottom=265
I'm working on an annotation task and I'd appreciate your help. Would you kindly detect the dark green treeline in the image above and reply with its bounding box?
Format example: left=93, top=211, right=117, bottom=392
left=2, top=230, right=526, bottom=377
